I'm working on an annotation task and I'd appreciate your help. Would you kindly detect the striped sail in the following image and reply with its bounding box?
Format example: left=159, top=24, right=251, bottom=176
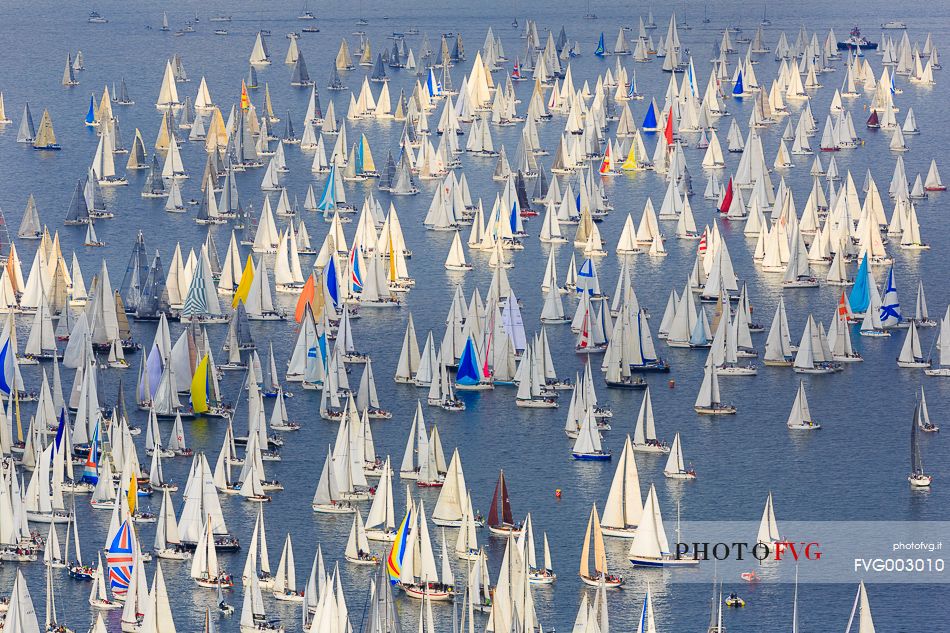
left=386, top=507, right=412, bottom=584
left=107, top=519, right=135, bottom=596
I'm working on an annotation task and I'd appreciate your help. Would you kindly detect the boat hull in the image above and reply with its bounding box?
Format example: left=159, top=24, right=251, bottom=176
left=600, top=526, right=638, bottom=539
left=572, top=452, right=612, bottom=461
left=487, top=524, right=523, bottom=537
left=664, top=471, right=697, bottom=480
left=632, top=443, right=670, bottom=454
left=694, top=405, right=737, bottom=415
left=629, top=555, right=700, bottom=567
left=156, top=548, right=192, bottom=560
left=311, top=503, right=356, bottom=514
left=579, top=574, right=623, bottom=588
left=344, top=554, right=380, bottom=566
left=365, top=529, right=397, bottom=542
left=516, top=398, right=559, bottom=408
left=399, top=583, right=453, bottom=601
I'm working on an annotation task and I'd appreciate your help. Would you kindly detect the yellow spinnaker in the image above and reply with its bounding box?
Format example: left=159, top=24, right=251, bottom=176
left=127, top=474, right=137, bottom=516
left=191, top=354, right=209, bottom=414
left=232, top=255, right=254, bottom=308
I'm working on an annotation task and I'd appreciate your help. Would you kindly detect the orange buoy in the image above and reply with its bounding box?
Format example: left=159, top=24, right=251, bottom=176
left=555, top=489, right=562, bottom=499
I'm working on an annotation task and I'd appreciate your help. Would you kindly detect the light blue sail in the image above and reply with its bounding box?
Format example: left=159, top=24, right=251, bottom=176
left=317, top=164, right=337, bottom=212
left=349, top=248, right=364, bottom=292
left=849, top=254, right=871, bottom=313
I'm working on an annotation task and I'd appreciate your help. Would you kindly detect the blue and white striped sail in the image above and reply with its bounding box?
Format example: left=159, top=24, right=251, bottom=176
left=879, top=266, right=902, bottom=328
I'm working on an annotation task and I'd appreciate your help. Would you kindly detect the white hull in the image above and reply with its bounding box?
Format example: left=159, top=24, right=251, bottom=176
left=694, top=405, right=737, bottom=414
left=515, top=398, right=559, bottom=408
left=156, top=548, right=192, bottom=560
left=909, top=474, right=933, bottom=487
left=344, top=554, right=380, bottom=566
left=628, top=555, right=700, bottom=567
left=399, top=583, right=453, bottom=601
left=365, top=529, right=397, bottom=542
left=528, top=571, right=557, bottom=584
left=717, top=365, right=757, bottom=376
left=924, top=368, right=950, bottom=377
left=600, top=526, right=638, bottom=538
left=311, top=503, right=356, bottom=514
left=579, top=574, right=623, bottom=588
left=787, top=422, right=822, bottom=430
left=26, top=511, right=70, bottom=523
left=456, top=383, right=493, bottom=391
left=90, top=598, right=122, bottom=610
left=632, top=443, right=670, bottom=454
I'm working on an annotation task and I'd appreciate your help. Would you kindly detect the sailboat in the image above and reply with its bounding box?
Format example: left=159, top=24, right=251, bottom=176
left=89, top=552, right=121, bottom=609
left=909, top=401, right=933, bottom=487
left=395, top=502, right=455, bottom=601
left=663, top=433, right=696, bottom=479
left=844, top=582, right=877, bottom=633
left=520, top=514, right=556, bottom=583
left=916, top=386, right=939, bottom=432
left=628, top=484, right=699, bottom=567
left=897, top=322, right=930, bottom=368
left=344, top=509, right=379, bottom=565
left=632, top=388, right=669, bottom=452
left=486, top=470, right=522, bottom=536
left=155, top=487, right=190, bottom=560
left=579, top=505, right=623, bottom=587
left=572, top=407, right=611, bottom=460
left=240, top=572, right=283, bottom=633
left=600, top=436, right=641, bottom=538
left=694, top=355, right=736, bottom=414
left=311, top=447, right=356, bottom=514
left=83, top=220, right=105, bottom=247
left=190, top=517, right=234, bottom=588
left=786, top=382, right=821, bottom=430
left=365, top=458, right=397, bottom=540
left=925, top=306, right=950, bottom=375
left=272, top=534, right=305, bottom=600
left=756, top=492, right=782, bottom=555
left=33, top=109, right=61, bottom=150
left=444, top=231, right=472, bottom=271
